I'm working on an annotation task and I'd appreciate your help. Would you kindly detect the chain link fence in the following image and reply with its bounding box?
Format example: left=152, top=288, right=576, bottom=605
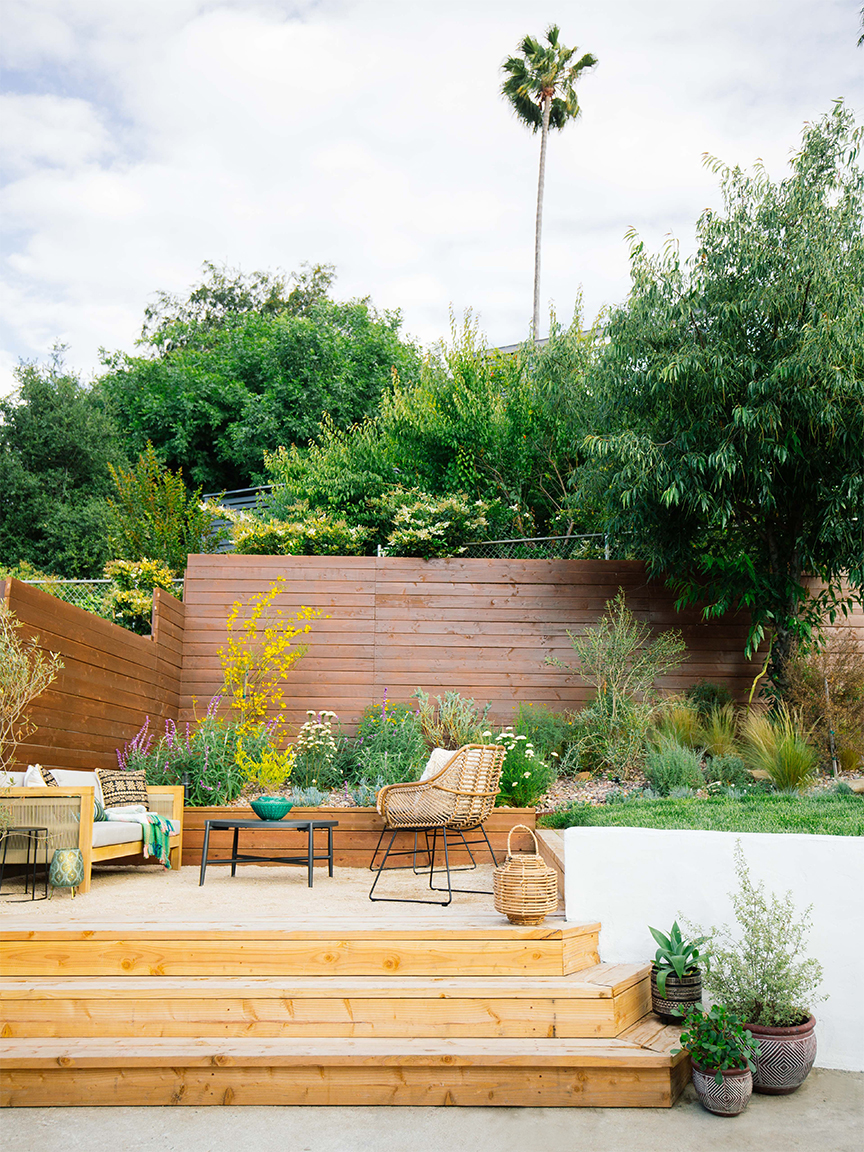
left=461, top=535, right=611, bottom=560
left=23, top=579, right=184, bottom=624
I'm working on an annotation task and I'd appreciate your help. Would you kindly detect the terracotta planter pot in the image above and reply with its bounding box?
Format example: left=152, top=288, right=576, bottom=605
left=747, top=1015, right=817, bottom=1095
left=650, top=965, right=702, bottom=1024
left=691, top=1061, right=753, bottom=1117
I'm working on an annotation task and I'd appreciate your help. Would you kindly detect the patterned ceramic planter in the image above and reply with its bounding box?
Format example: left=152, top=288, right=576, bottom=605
left=651, top=965, right=702, bottom=1024
left=692, top=1062, right=753, bottom=1117
left=748, top=1015, right=817, bottom=1095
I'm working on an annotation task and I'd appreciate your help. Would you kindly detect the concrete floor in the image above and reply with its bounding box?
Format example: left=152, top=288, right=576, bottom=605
left=4, top=1069, right=862, bottom=1152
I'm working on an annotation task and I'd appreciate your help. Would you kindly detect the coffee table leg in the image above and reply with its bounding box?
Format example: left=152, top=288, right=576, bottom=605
left=328, top=825, right=334, bottom=877
left=231, top=826, right=240, bottom=877
left=307, top=824, right=314, bottom=888
left=199, top=822, right=211, bottom=886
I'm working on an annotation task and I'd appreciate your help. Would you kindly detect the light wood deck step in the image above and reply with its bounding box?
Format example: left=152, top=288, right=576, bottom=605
left=0, top=964, right=650, bottom=1039
left=0, top=1026, right=690, bottom=1107
left=0, top=918, right=600, bottom=978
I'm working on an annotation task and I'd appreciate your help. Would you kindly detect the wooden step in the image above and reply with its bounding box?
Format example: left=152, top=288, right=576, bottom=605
left=0, top=1025, right=690, bottom=1107
left=0, top=964, right=650, bottom=1039
left=0, top=917, right=600, bottom=978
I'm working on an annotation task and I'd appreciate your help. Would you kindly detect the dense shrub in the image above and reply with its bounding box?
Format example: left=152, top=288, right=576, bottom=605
left=352, top=695, right=427, bottom=785
left=685, top=681, right=734, bottom=717
left=413, top=688, right=491, bottom=750
left=494, top=728, right=556, bottom=807
left=512, top=701, right=570, bottom=760
left=703, top=753, right=751, bottom=787
left=103, top=558, right=177, bottom=635
left=644, top=736, right=704, bottom=795
left=548, top=590, right=687, bottom=778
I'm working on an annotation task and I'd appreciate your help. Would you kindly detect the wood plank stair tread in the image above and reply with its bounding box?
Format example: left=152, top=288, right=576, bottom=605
left=0, top=917, right=598, bottom=940
left=0, top=1034, right=686, bottom=1069
left=0, top=963, right=649, bottom=1000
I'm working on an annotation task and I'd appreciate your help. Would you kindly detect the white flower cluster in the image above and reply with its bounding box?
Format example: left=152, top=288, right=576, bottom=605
left=296, top=709, right=338, bottom=755
left=495, top=727, right=536, bottom=759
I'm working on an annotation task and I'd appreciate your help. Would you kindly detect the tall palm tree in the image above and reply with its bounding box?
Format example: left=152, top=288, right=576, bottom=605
left=501, top=26, right=597, bottom=341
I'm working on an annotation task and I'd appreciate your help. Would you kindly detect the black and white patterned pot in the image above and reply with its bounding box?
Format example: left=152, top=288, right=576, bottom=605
left=747, top=1015, right=817, bottom=1095
left=651, top=965, right=702, bottom=1024
left=692, top=1061, right=753, bottom=1117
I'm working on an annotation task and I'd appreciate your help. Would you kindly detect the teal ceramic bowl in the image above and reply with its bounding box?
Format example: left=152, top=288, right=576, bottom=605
left=249, top=796, right=294, bottom=821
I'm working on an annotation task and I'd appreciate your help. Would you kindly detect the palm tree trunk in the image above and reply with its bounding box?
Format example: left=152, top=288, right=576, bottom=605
left=532, top=93, right=552, bottom=342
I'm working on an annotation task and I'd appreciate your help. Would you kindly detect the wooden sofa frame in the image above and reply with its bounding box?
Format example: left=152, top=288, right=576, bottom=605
left=2, top=786, right=184, bottom=894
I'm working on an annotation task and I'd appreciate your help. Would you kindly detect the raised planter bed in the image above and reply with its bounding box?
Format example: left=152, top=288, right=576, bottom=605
left=180, top=806, right=537, bottom=868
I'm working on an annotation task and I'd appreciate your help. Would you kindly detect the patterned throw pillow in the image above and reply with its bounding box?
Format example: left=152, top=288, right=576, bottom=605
left=38, top=766, right=60, bottom=787
left=95, top=769, right=150, bottom=810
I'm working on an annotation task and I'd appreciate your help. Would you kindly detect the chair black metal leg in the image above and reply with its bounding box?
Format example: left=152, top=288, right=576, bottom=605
left=369, top=827, right=452, bottom=906
left=429, top=823, right=497, bottom=894
left=368, top=826, right=388, bottom=870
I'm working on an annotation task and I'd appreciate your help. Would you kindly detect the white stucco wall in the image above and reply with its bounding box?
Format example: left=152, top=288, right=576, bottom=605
left=564, top=826, right=864, bottom=1071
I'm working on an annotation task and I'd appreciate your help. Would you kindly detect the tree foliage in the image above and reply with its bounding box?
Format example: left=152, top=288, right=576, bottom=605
left=262, top=314, right=600, bottom=550
left=586, top=104, right=864, bottom=692
left=0, top=352, right=127, bottom=577
left=96, top=262, right=423, bottom=491
left=107, top=443, right=227, bottom=571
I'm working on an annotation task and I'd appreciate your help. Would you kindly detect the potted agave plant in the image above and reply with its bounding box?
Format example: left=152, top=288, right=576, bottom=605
left=648, top=920, right=707, bottom=1023
left=674, top=1003, right=760, bottom=1117
left=696, top=844, right=826, bottom=1095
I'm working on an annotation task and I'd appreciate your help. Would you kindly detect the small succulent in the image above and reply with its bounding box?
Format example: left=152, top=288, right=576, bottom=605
left=649, top=920, right=708, bottom=997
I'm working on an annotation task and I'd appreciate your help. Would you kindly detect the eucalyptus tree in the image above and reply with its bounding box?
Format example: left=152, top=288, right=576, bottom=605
left=586, top=104, right=864, bottom=695
left=501, top=25, right=597, bottom=340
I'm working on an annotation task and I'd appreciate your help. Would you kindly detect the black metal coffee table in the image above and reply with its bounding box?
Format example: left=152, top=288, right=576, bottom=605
left=198, top=818, right=338, bottom=888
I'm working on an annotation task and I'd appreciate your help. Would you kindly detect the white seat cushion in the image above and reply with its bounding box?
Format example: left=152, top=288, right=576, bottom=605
left=92, top=819, right=178, bottom=848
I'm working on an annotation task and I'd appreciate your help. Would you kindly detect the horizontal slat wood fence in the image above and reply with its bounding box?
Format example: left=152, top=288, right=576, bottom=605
left=9, top=561, right=861, bottom=771
left=180, top=555, right=772, bottom=732
left=3, top=579, right=184, bottom=774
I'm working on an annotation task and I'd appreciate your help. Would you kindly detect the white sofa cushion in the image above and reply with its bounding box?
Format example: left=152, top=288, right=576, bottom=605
left=1, top=772, right=27, bottom=787
left=50, top=770, right=105, bottom=806
left=92, top=818, right=179, bottom=848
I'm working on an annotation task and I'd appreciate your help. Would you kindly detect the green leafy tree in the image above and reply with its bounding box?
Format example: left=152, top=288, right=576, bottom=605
left=501, top=25, right=597, bottom=339
left=0, top=351, right=127, bottom=577
left=263, top=314, right=599, bottom=548
left=96, top=263, right=422, bottom=490
left=107, top=443, right=227, bottom=571
left=586, top=104, right=864, bottom=694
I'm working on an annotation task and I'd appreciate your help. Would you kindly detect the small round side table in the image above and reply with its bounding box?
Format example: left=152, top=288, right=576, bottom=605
left=0, top=827, right=50, bottom=901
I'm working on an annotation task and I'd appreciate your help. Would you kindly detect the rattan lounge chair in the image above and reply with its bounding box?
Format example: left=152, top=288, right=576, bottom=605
left=369, top=743, right=505, bottom=906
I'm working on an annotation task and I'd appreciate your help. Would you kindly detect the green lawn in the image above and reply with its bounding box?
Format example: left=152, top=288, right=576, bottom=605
left=538, top=792, right=864, bottom=836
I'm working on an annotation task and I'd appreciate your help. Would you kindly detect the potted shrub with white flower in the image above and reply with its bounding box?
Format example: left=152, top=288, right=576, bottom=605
left=693, top=843, right=826, bottom=1094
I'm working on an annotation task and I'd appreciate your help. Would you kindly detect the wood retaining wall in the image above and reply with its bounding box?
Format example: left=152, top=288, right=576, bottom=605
left=179, top=806, right=537, bottom=868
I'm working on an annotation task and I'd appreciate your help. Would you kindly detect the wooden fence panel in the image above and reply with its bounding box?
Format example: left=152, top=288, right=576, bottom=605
left=3, top=578, right=184, bottom=774
left=178, top=555, right=772, bottom=732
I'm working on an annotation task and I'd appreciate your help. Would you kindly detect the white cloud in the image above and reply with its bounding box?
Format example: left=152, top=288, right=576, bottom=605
left=1, top=0, right=862, bottom=395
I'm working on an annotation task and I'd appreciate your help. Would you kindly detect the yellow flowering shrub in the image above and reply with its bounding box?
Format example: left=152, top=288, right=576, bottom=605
left=218, top=579, right=321, bottom=734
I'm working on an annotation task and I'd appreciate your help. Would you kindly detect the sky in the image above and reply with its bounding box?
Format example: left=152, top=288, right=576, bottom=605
left=1, top=0, right=862, bottom=394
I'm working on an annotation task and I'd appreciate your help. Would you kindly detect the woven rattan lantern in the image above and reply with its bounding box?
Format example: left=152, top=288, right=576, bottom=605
left=493, top=825, right=558, bottom=925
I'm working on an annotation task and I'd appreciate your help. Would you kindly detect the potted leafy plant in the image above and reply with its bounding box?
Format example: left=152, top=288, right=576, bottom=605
left=648, top=920, right=707, bottom=1023
left=674, top=1003, right=760, bottom=1117
left=693, top=842, right=826, bottom=1094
